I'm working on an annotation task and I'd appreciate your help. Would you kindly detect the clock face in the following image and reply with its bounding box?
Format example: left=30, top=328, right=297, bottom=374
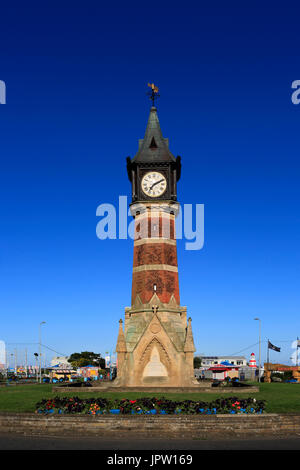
left=141, top=171, right=167, bottom=198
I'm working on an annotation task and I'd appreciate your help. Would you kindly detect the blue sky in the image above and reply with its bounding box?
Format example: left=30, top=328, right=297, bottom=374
left=0, top=1, right=299, bottom=367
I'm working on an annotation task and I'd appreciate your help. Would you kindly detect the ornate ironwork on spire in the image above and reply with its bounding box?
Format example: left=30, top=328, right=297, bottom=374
left=147, top=82, right=160, bottom=107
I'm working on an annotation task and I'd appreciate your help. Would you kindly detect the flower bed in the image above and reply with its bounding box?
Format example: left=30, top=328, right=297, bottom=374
left=35, top=396, right=266, bottom=415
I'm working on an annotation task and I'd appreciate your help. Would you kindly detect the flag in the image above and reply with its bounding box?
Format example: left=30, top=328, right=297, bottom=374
left=268, top=341, right=281, bottom=352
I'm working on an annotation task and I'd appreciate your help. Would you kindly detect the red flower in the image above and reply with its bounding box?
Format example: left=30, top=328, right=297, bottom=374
left=130, top=400, right=137, bottom=404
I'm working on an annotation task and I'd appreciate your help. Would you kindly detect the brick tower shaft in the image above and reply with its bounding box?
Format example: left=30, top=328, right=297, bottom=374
left=131, top=204, right=180, bottom=306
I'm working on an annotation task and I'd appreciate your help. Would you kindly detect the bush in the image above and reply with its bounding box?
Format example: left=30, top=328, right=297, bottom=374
left=271, top=373, right=283, bottom=380
left=35, top=396, right=266, bottom=415
left=283, top=371, right=293, bottom=381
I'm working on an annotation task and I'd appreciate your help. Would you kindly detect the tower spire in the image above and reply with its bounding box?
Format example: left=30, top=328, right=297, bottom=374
left=132, top=106, right=175, bottom=163
left=116, top=319, right=127, bottom=353
left=184, top=318, right=196, bottom=353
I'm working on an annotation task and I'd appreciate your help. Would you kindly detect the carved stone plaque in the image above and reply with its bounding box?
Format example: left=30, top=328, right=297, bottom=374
left=150, top=322, right=161, bottom=334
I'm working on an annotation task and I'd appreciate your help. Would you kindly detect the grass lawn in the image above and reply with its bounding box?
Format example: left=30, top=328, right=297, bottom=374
left=0, top=382, right=299, bottom=414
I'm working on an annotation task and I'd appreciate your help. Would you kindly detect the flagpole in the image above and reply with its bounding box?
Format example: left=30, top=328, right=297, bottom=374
left=254, top=317, right=261, bottom=382
left=267, top=339, right=269, bottom=366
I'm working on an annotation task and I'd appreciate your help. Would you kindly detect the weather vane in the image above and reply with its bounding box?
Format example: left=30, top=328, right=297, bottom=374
left=147, top=82, right=160, bottom=107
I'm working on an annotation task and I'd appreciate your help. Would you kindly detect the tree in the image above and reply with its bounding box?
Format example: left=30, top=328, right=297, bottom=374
left=68, top=352, right=105, bottom=369
left=193, top=356, right=202, bottom=368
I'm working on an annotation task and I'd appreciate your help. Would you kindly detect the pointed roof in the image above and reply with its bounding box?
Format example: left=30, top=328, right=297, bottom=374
left=132, top=107, right=176, bottom=163
left=116, top=319, right=127, bottom=353
left=184, top=317, right=196, bottom=353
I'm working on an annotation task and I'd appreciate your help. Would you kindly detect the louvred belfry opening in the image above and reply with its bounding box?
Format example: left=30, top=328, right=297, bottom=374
left=149, top=137, right=158, bottom=149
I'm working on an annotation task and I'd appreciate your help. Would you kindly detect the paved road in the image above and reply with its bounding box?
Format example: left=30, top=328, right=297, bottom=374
left=1, top=433, right=300, bottom=450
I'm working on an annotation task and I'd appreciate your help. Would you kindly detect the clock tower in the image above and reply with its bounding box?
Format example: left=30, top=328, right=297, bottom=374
left=114, top=103, right=198, bottom=388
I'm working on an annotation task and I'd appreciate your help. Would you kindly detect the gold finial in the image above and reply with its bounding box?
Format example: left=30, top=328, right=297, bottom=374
left=147, top=83, right=160, bottom=106
left=148, top=83, right=159, bottom=93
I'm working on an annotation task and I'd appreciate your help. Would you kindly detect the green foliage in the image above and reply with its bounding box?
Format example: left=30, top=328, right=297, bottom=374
left=270, top=371, right=294, bottom=381
left=68, top=352, right=105, bottom=369
left=271, top=372, right=283, bottom=380
left=193, top=356, right=202, bottom=368
left=35, top=395, right=266, bottom=415
left=1, top=383, right=300, bottom=414
left=282, top=371, right=293, bottom=381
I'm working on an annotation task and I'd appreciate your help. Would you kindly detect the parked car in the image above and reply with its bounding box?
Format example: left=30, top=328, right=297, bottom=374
left=211, top=380, right=221, bottom=387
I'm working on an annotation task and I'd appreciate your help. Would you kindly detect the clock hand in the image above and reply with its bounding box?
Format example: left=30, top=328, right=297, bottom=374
left=150, top=179, right=164, bottom=190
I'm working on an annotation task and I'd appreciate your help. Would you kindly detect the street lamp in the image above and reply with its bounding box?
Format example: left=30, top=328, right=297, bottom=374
left=105, top=350, right=116, bottom=381
left=254, top=317, right=261, bottom=382
left=34, top=353, right=39, bottom=381
left=10, top=353, right=14, bottom=376
left=39, top=322, right=46, bottom=383
left=14, top=349, right=17, bottom=375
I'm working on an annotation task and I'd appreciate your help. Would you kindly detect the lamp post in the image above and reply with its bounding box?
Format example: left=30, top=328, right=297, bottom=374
left=34, top=353, right=39, bottom=381
left=110, top=350, right=116, bottom=381
left=105, top=350, right=116, bottom=381
left=14, top=348, right=17, bottom=375
left=5, top=351, right=8, bottom=378
left=39, top=322, right=46, bottom=383
left=254, top=317, right=261, bottom=382
left=10, top=353, right=14, bottom=376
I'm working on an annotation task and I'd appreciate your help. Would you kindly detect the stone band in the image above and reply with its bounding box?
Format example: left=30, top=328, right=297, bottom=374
left=132, top=264, right=178, bottom=273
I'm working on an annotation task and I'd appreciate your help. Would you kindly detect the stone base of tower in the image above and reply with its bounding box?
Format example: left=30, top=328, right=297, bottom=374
left=112, top=365, right=200, bottom=389
left=114, top=295, right=199, bottom=388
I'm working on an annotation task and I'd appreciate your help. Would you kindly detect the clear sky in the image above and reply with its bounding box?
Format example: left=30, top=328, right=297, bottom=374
left=1, top=1, right=299, bottom=367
